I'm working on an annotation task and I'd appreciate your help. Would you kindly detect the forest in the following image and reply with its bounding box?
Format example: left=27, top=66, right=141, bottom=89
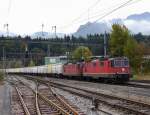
left=0, top=32, right=150, bottom=69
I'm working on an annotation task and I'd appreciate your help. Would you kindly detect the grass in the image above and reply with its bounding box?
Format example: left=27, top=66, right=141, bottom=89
left=131, top=74, right=150, bottom=80
left=0, top=72, right=4, bottom=82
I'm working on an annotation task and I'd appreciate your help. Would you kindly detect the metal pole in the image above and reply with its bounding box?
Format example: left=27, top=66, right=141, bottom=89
left=42, top=24, right=44, bottom=37
left=4, top=23, right=9, bottom=38
left=2, top=47, right=6, bottom=76
left=81, top=47, right=83, bottom=60
left=2, top=47, right=5, bottom=70
left=52, top=26, right=56, bottom=38
left=104, top=31, right=107, bottom=57
left=6, top=24, right=9, bottom=38
left=54, top=26, right=56, bottom=38
left=66, top=52, right=69, bottom=63
left=47, top=44, right=50, bottom=56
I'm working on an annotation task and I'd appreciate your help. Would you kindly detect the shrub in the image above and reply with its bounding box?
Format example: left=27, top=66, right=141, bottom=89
left=0, top=72, right=4, bottom=81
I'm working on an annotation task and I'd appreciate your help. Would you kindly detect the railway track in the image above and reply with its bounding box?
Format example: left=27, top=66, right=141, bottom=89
left=23, top=74, right=150, bottom=89
left=50, top=76, right=150, bottom=89
left=25, top=75, right=150, bottom=115
left=11, top=86, right=30, bottom=115
left=131, top=80, right=150, bottom=84
left=10, top=82, right=36, bottom=115
left=126, top=81, right=150, bottom=89
left=7, top=76, right=84, bottom=115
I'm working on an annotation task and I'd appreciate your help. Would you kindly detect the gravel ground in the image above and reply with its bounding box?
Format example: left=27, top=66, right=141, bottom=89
left=44, top=77, right=150, bottom=104
left=13, top=75, right=114, bottom=114
left=53, top=87, right=126, bottom=115
left=11, top=75, right=150, bottom=115
left=12, top=75, right=87, bottom=114
left=0, top=81, right=11, bottom=115
left=0, top=82, right=4, bottom=114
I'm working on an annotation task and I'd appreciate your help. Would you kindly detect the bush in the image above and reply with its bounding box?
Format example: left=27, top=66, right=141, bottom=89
left=0, top=72, right=4, bottom=81
left=142, top=60, right=150, bottom=74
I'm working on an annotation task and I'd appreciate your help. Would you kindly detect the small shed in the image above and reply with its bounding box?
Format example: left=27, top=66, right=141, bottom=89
left=44, top=56, right=67, bottom=65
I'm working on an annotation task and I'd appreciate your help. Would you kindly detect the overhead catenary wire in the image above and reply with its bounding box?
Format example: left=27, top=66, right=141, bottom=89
left=78, top=0, right=142, bottom=24
left=58, top=0, right=102, bottom=29
left=2, top=0, right=142, bottom=36
left=71, top=0, right=102, bottom=22
left=72, top=0, right=141, bottom=33
left=58, top=0, right=142, bottom=32
left=95, top=0, right=134, bottom=23
left=82, top=0, right=134, bottom=33
left=7, top=0, right=12, bottom=19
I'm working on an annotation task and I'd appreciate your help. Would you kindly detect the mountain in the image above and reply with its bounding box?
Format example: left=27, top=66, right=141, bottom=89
left=109, top=18, right=124, bottom=25
left=125, top=12, right=150, bottom=35
left=127, top=12, right=150, bottom=21
left=74, top=12, right=150, bottom=36
left=1, top=12, right=150, bottom=38
left=31, top=31, right=65, bottom=39
left=74, top=22, right=110, bottom=37
left=0, top=31, right=17, bottom=37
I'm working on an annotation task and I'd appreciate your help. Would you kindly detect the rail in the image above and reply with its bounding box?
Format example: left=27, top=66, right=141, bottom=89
left=15, top=76, right=80, bottom=115
left=15, top=87, right=31, bottom=115
left=48, top=85, right=79, bottom=115
left=26, top=76, right=150, bottom=115
left=35, top=86, right=41, bottom=115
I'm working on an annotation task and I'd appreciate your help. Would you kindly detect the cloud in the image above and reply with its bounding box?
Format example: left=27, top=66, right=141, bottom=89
left=124, top=20, right=150, bottom=35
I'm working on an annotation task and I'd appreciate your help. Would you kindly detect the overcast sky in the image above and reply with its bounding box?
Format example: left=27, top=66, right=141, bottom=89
left=0, top=0, right=149, bottom=35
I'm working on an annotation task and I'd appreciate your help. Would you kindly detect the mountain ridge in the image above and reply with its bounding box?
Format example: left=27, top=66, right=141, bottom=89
left=126, top=12, right=150, bottom=21
left=74, top=12, right=150, bottom=37
left=0, top=12, right=150, bottom=38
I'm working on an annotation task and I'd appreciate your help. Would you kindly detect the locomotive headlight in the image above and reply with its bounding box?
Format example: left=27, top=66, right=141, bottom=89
left=122, top=68, right=125, bottom=72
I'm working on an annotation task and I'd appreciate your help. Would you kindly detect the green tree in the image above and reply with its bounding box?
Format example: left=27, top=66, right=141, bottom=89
left=124, top=39, right=144, bottom=72
left=72, top=46, right=92, bottom=61
left=0, top=72, right=4, bottom=81
left=142, top=60, right=150, bottom=73
left=109, top=24, right=130, bottom=56
left=109, top=24, right=144, bottom=72
left=29, top=60, right=35, bottom=67
left=14, top=61, right=22, bottom=68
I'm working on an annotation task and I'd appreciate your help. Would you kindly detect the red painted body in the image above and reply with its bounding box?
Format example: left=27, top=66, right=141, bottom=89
left=63, top=57, right=131, bottom=82
left=83, top=59, right=129, bottom=76
left=63, top=63, right=81, bottom=76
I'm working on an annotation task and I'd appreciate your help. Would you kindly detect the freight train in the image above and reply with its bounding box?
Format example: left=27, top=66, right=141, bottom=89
left=6, top=57, right=132, bottom=83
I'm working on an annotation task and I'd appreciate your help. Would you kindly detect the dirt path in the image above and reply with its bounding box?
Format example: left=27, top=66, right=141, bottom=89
left=0, top=81, right=11, bottom=115
left=0, top=82, right=4, bottom=114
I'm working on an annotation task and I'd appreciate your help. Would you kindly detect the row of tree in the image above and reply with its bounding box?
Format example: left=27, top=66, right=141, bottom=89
left=0, top=24, right=150, bottom=73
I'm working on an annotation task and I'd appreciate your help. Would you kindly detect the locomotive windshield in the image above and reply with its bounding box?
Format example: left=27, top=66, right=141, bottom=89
left=111, top=58, right=129, bottom=67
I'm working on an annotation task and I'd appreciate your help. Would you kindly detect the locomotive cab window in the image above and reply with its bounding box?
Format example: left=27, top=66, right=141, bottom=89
left=77, top=64, right=80, bottom=69
left=124, top=60, right=129, bottom=66
left=99, top=61, right=104, bottom=67
left=112, top=59, right=129, bottom=67
left=111, top=60, right=114, bottom=67
left=93, top=62, right=97, bottom=67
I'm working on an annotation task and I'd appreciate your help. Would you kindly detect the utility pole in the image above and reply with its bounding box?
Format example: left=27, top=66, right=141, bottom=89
left=24, top=43, right=28, bottom=67
left=2, top=47, right=5, bottom=70
left=104, top=31, right=107, bottom=57
left=42, top=24, right=44, bottom=37
left=4, top=23, right=9, bottom=37
left=2, top=47, right=6, bottom=76
left=66, top=52, right=69, bottom=63
left=47, top=44, right=50, bottom=56
left=52, top=26, right=56, bottom=38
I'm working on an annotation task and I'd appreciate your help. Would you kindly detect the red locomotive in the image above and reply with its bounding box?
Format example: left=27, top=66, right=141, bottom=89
left=63, top=57, right=131, bottom=82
